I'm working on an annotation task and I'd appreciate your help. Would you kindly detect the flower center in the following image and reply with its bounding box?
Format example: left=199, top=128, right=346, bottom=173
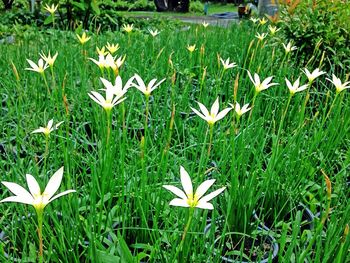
left=186, top=193, right=199, bottom=207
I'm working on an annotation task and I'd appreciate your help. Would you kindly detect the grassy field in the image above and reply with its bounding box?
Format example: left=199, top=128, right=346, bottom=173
left=0, top=19, right=349, bottom=262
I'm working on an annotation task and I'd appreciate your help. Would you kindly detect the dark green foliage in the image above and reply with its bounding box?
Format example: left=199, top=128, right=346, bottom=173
left=280, top=0, right=350, bottom=72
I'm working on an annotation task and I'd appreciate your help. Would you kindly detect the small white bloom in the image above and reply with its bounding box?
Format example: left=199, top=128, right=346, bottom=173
left=283, top=42, right=297, bottom=54
left=326, top=74, right=350, bottom=94
left=25, top=58, right=49, bottom=74
left=148, top=29, right=160, bottom=37
left=285, top=77, right=309, bottom=95
left=229, top=102, right=251, bottom=117
left=32, top=119, right=64, bottom=136
left=302, top=68, right=326, bottom=83
left=255, top=32, right=268, bottom=41
left=247, top=71, right=278, bottom=93
left=131, top=74, right=166, bottom=97
left=163, top=166, right=226, bottom=210
left=220, top=57, right=237, bottom=70
left=191, top=97, right=231, bottom=126
left=0, top=167, right=75, bottom=211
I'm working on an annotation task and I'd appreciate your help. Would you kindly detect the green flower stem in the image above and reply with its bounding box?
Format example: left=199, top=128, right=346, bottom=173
left=323, top=93, right=339, bottom=125
left=41, top=72, right=51, bottom=95
left=248, top=91, right=258, bottom=121
left=36, top=209, right=44, bottom=263
left=106, top=110, right=111, bottom=146
left=44, top=135, right=50, bottom=175
left=174, top=208, right=195, bottom=261
left=207, top=124, right=214, bottom=158
left=52, top=15, right=55, bottom=29
left=278, top=94, right=293, bottom=137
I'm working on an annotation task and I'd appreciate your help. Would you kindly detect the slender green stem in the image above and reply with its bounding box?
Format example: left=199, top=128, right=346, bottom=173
left=248, top=91, right=258, bottom=121
left=36, top=209, right=44, bottom=263
left=323, top=93, right=339, bottom=125
left=41, top=72, right=51, bottom=95
left=207, top=124, right=214, bottom=158
left=174, top=208, right=195, bottom=262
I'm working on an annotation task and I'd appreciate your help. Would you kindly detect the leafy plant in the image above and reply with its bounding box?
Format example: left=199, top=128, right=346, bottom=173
left=279, top=0, right=350, bottom=72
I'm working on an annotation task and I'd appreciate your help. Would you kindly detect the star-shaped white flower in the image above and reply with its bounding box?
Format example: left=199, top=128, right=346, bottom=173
left=0, top=167, right=75, bottom=211
left=302, top=68, right=326, bottom=83
left=88, top=77, right=128, bottom=111
left=283, top=41, right=297, bottom=54
left=131, top=74, right=166, bottom=97
left=220, top=57, right=237, bottom=70
left=247, top=71, right=278, bottom=93
left=99, top=76, right=133, bottom=99
left=202, top=22, right=209, bottom=28
left=89, top=54, right=106, bottom=69
left=187, top=44, right=196, bottom=53
left=268, top=25, right=280, bottom=35
left=163, top=166, right=225, bottom=210
left=191, top=97, right=231, bottom=126
left=40, top=51, right=58, bottom=67
left=230, top=102, right=251, bottom=117
left=148, top=29, right=160, bottom=37
left=255, top=32, right=267, bottom=41
left=32, top=119, right=64, bottom=136
left=122, top=24, right=133, bottom=33
left=106, top=42, right=120, bottom=54
left=285, top=77, right=309, bottom=95
left=44, top=3, right=58, bottom=14
left=326, top=74, right=350, bottom=94
left=25, top=58, right=49, bottom=74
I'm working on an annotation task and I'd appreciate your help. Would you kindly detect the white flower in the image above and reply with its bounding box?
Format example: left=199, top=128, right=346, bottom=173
left=131, top=74, right=166, bottom=97
left=106, top=42, right=119, bottom=54
left=163, top=166, right=226, bottom=210
left=247, top=71, right=278, bottom=93
left=220, top=57, right=237, bottom=70
left=25, top=58, right=49, bottom=74
left=148, top=29, right=160, bottom=37
left=285, top=77, right=309, bottom=95
left=202, top=22, right=209, bottom=28
left=230, top=102, right=251, bottom=117
left=32, top=119, right=64, bottom=136
left=191, top=97, right=231, bottom=126
left=0, top=167, right=75, bottom=211
left=40, top=51, right=58, bottom=67
left=268, top=25, right=280, bottom=35
left=255, top=32, right=267, bottom=41
left=89, top=54, right=106, bottom=69
left=326, top=74, right=350, bottom=94
left=302, top=68, right=326, bottom=83
left=99, top=76, right=134, bottom=98
left=88, top=77, right=128, bottom=111
left=250, top=17, right=258, bottom=24
left=283, top=42, right=297, bottom=54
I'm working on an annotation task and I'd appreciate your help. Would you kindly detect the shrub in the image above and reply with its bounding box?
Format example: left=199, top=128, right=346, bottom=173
left=189, top=1, right=204, bottom=13
left=279, top=0, right=350, bottom=72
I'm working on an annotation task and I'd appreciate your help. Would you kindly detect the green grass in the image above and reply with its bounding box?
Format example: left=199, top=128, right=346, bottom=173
left=0, top=19, right=349, bottom=262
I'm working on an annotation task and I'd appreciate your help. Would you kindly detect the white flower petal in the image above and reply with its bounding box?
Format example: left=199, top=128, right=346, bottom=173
left=43, top=167, right=64, bottom=201
left=215, top=108, right=231, bottom=122
left=47, top=190, right=76, bottom=204
left=200, top=187, right=226, bottom=203
left=195, top=201, right=214, bottom=210
left=169, top=198, right=190, bottom=207
left=197, top=102, right=210, bottom=117
left=1, top=181, right=34, bottom=201
left=195, top=179, right=215, bottom=200
left=180, top=166, right=193, bottom=197
left=163, top=185, right=187, bottom=200
left=191, top=107, right=207, bottom=121
left=0, top=196, right=34, bottom=205
left=210, top=97, right=220, bottom=116
left=26, top=174, right=41, bottom=197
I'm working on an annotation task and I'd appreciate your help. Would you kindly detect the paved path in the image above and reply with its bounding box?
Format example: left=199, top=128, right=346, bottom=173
left=132, top=12, right=240, bottom=27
